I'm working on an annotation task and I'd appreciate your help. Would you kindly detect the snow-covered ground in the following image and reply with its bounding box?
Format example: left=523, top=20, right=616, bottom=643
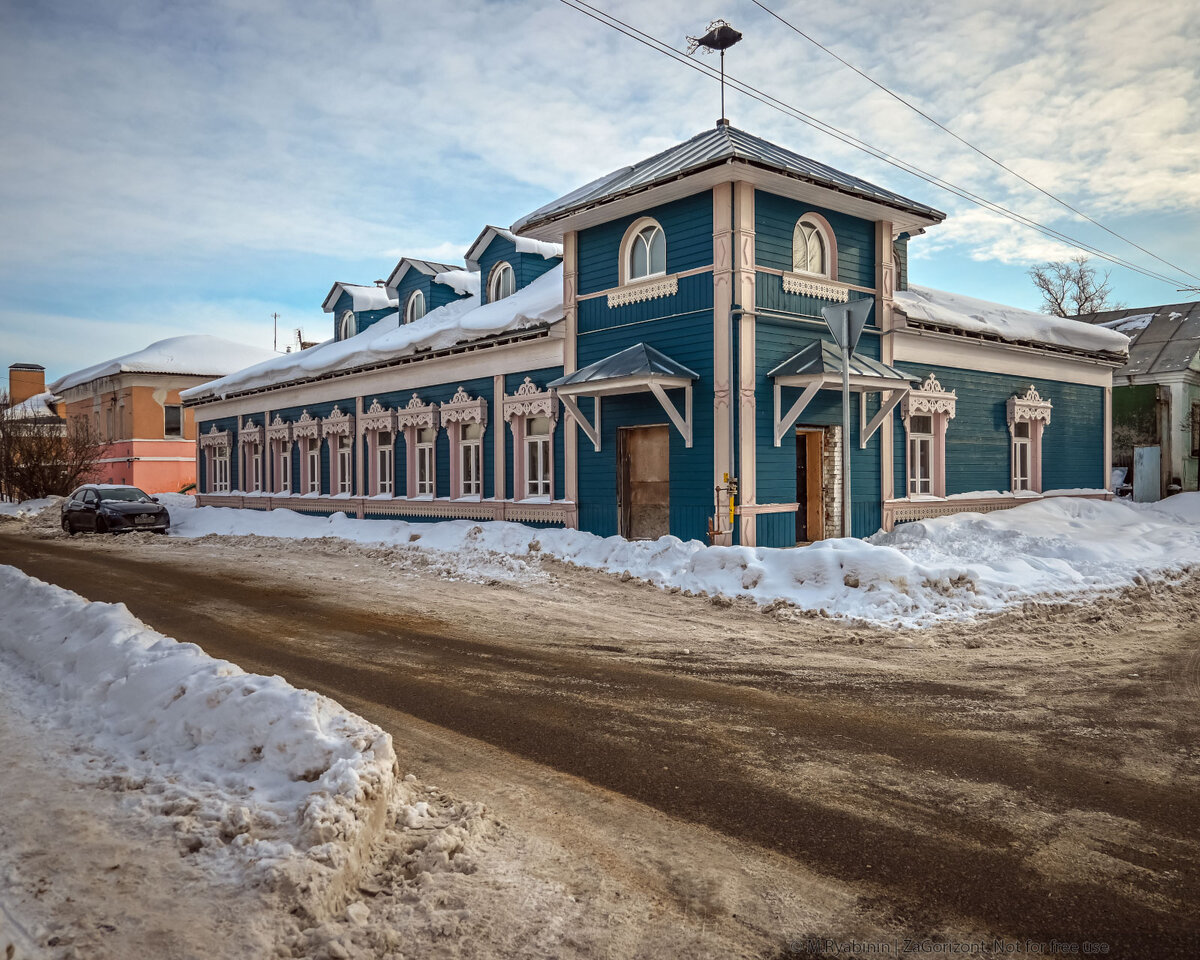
left=138, top=492, right=1200, bottom=627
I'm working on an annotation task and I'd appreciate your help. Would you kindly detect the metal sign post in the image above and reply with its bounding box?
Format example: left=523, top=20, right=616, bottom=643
left=821, top=297, right=875, bottom=538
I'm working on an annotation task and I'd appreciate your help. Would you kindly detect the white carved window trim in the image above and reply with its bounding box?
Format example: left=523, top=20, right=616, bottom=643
left=266, top=416, right=293, bottom=494
left=488, top=261, right=515, bottom=303
left=396, top=393, right=439, bottom=498
left=339, top=310, right=356, bottom=341
left=1007, top=385, right=1052, bottom=494
left=415, top=428, right=436, bottom=497
left=302, top=436, right=320, bottom=494
left=441, top=386, right=488, bottom=499
left=901, top=374, right=957, bottom=499
left=405, top=289, right=426, bottom=324
left=503, top=377, right=558, bottom=502
left=360, top=400, right=397, bottom=496
left=791, top=215, right=836, bottom=279
left=239, top=419, right=264, bottom=493
left=375, top=429, right=395, bottom=495
left=208, top=443, right=231, bottom=494
left=322, top=405, right=353, bottom=496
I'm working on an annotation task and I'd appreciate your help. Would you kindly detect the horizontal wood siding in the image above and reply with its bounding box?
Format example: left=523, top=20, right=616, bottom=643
left=754, top=318, right=883, bottom=542
left=755, top=272, right=876, bottom=327
left=577, top=191, right=714, bottom=296
left=754, top=190, right=875, bottom=289
left=578, top=271, right=713, bottom=334
left=891, top=363, right=1105, bottom=497
left=332, top=290, right=394, bottom=339
left=576, top=318, right=714, bottom=541
left=197, top=415, right=240, bottom=493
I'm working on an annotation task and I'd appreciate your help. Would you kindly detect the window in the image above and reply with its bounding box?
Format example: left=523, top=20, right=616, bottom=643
left=489, top=262, right=515, bottom=302
left=1012, top=421, right=1032, bottom=491
left=164, top=404, right=183, bottom=438
left=336, top=435, right=353, bottom=494
left=377, top=431, right=394, bottom=494
left=249, top=446, right=262, bottom=492
left=416, top=427, right=435, bottom=496
left=306, top=438, right=319, bottom=494
left=211, top=445, right=230, bottom=493
left=280, top=447, right=291, bottom=494
left=525, top=417, right=552, bottom=498
left=792, top=218, right=829, bottom=277
left=460, top=422, right=482, bottom=497
left=105, top=406, right=115, bottom=441
left=405, top=290, right=426, bottom=324
left=624, top=220, right=665, bottom=282
left=339, top=310, right=356, bottom=341
left=907, top=415, right=933, bottom=496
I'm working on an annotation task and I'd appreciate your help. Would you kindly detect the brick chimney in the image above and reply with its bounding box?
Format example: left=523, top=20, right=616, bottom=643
left=8, top=363, right=46, bottom=405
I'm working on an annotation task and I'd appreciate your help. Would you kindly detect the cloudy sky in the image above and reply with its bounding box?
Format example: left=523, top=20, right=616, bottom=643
left=2, top=0, right=1198, bottom=385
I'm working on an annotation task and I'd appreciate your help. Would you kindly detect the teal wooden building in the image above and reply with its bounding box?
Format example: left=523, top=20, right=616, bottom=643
left=185, top=122, right=1128, bottom=545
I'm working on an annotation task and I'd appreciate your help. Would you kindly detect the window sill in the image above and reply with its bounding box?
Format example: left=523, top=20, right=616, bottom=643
left=607, top=274, right=679, bottom=308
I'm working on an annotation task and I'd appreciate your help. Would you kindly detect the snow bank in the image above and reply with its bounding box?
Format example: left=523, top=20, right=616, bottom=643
left=895, top=285, right=1129, bottom=355
left=0, top=496, right=59, bottom=518
left=184, top=264, right=565, bottom=401
left=0, top=565, right=397, bottom=909
left=49, top=335, right=281, bottom=393
left=150, top=492, right=1200, bottom=627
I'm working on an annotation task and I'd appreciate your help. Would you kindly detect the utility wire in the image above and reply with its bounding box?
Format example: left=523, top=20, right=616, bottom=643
left=557, top=0, right=1192, bottom=289
left=748, top=0, right=1200, bottom=285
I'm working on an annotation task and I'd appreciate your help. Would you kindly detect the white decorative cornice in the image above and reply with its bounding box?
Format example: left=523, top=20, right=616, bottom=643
left=265, top=413, right=292, bottom=443
left=322, top=404, right=353, bottom=437
left=607, top=275, right=678, bottom=308
left=395, top=392, right=438, bottom=430
left=1008, top=384, right=1052, bottom=426
left=360, top=398, right=396, bottom=433
left=781, top=273, right=850, bottom=303
left=199, top=424, right=230, bottom=449
left=503, top=377, right=557, bottom=422
left=239, top=418, right=264, bottom=444
left=902, top=373, right=957, bottom=420
left=439, top=385, right=488, bottom=426
left=292, top=409, right=321, bottom=439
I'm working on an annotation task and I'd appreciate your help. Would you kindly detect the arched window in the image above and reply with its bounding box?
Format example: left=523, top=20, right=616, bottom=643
left=622, top=218, right=666, bottom=283
left=405, top=289, right=426, bottom=324
left=489, top=262, right=515, bottom=302
left=793, top=218, right=829, bottom=276
left=338, top=310, right=356, bottom=341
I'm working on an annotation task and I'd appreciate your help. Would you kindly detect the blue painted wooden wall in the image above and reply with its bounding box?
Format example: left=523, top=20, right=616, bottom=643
left=331, top=289, right=395, bottom=341
left=476, top=233, right=560, bottom=305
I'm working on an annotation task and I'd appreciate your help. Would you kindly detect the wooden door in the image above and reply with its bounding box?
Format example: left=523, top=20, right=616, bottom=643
left=796, top=430, right=824, bottom=543
left=618, top=425, right=670, bottom=540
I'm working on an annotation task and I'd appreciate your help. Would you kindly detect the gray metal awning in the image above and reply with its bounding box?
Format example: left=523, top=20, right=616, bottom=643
left=769, top=340, right=920, bottom=447
left=548, top=343, right=698, bottom=450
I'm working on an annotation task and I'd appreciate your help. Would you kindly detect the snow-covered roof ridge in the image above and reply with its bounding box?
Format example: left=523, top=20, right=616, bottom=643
left=50, top=336, right=282, bottom=394
left=385, top=256, right=472, bottom=290
left=466, top=225, right=563, bottom=265
left=894, top=285, right=1129, bottom=357
left=183, top=263, right=566, bottom=402
left=322, top=282, right=398, bottom=313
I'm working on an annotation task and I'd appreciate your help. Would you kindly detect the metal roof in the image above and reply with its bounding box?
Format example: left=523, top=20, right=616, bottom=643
left=548, top=343, right=699, bottom=388
left=514, top=121, right=945, bottom=234
left=1077, top=302, right=1200, bottom=377
left=769, top=340, right=920, bottom=382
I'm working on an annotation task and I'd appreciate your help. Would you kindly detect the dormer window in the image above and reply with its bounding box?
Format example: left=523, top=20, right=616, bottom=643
left=793, top=218, right=830, bottom=277
left=622, top=218, right=666, bottom=283
left=405, top=290, right=426, bottom=324
left=489, top=262, right=515, bottom=302
left=338, top=310, right=356, bottom=341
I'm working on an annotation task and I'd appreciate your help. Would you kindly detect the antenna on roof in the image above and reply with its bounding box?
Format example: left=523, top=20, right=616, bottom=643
left=686, top=19, right=742, bottom=125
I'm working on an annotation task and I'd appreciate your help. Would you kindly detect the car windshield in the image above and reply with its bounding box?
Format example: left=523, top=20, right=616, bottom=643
left=98, top=487, right=153, bottom=503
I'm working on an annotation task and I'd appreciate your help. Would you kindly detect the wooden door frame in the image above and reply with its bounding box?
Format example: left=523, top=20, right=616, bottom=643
left=617, top=423, right=670, bottom=540
left=796, top=428, right=825, bottom=543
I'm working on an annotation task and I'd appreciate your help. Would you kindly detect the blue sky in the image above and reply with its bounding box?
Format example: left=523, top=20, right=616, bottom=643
left=3, top=0, right=1198, bottom=386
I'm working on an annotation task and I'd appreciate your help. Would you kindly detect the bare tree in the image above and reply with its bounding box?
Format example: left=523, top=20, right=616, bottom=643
left=1028, top=255, right=1123, bottom=317
left=0, top=392, right=103, bottom=501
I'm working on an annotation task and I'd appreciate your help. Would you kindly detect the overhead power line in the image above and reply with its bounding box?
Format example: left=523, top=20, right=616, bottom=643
left=556, top=0, right=1193, bottom=290
left=748, top=0, right=1200, bottom=285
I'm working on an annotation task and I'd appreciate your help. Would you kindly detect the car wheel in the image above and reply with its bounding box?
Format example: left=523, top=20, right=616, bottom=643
left=95, top=517, right=107, bottom=534
left=61, top=516, right=74, bottom=535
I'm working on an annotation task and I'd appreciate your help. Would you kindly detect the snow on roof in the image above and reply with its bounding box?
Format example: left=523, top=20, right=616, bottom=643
left=434, top=269, right=481, bottom=297
left=322, top=282, right=398, bottom=313
left=183, top=264, right=565, bottom=401
left=385, top=257, right=467, bottom=290
left=466, top=225, right=564, bottom=265
left=3, top=390, right=62, bottom=421
left=893, top=285, right=1129, bottom=356
left=49, top=336, right=282, bottom=393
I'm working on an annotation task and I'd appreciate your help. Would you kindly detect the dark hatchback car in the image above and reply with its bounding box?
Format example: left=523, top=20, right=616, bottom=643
left=61, top=485, right=171, bottom=535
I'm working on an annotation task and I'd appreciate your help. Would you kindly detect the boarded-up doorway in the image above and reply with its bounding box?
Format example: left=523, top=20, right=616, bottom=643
left=618, top=425, right=670, bottom=540
left=796, top=429, right=824, bottom=543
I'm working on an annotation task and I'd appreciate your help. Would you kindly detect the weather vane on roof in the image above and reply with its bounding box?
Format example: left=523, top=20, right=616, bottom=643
left=686, top=19, right=743, bottom=124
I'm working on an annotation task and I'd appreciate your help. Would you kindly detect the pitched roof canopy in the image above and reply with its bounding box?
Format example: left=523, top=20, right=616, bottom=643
left=514, top=121, right=945, bottom=238
left=385, top=257, right=471, bottom=291
left=549, top=342, right=699, bottom=392
left=768, top=340, right=919, bottom=384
